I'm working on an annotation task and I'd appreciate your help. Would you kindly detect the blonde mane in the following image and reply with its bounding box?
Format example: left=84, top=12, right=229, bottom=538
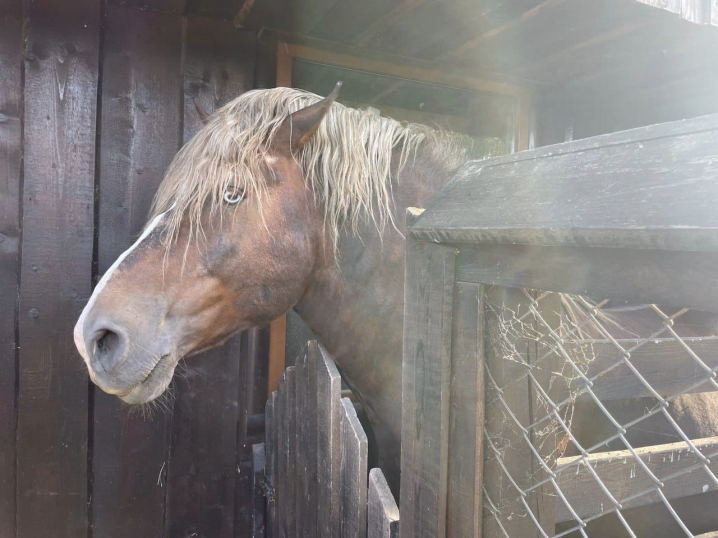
left=151, top=87, right=465, bottom=248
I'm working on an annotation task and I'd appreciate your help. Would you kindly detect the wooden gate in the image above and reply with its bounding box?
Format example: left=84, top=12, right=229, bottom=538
left=252, top=341, right=400, bottom=538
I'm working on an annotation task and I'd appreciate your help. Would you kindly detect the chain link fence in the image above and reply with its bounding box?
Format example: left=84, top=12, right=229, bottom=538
left=482, top=287, right=718, bottom=538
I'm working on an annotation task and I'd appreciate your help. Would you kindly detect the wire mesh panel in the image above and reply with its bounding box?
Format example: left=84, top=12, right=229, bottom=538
left=482, top=287, right=718, bottom=538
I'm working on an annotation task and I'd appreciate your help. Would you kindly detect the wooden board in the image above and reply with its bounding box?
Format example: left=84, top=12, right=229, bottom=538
left=166, top=19, right=255, bottom=538
left=455, top=244, right=718, bottom=314
left=252, top=442, right=267, bottom=538
left=400, top=236, right=456, bottom=538
left=0, top=1, right=22, bottom=533
left=412, top=113, right=718, bottom=253
left=570, top=339, right=718, bottom=401
left=446, top=282, right=484, bottom=538
left=295, top=348, right=308, bottom=537
left=265, top=393, right=278, bottom=538
left=91, top=7, right=182, bottom=538
left=316, top=344, right=342, bottom=538
left=555, top=436, right=718, bottom=523
left=16, top=0, right=100, bottom=536
left=368, top=468, right=400, bottom=538
left=339, top=397, right=369, bottom=538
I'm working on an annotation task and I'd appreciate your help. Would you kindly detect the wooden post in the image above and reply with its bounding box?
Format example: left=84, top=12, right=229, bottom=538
left=368, top=468, right=400, bottom=538
left=339, top=398, right=369, bottom=538
left=252, top=443, right=267, bottom=538
left=446, top=283, right=485, bottom=537
left=400, top=223, right=457, bottom=538
left=316, top=344, right=342, bottom=538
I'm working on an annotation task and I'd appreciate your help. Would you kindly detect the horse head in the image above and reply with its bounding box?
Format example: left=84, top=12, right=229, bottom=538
left=74, top=84, right=342, bottom=404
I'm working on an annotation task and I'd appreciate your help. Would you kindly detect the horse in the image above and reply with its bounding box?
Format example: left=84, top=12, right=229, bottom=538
left=73, top=84, right=718, bottom=532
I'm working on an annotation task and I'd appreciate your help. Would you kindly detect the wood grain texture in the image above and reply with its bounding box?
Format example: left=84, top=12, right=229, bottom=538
left=92, top=7, right=182, bottom=538
left=252, top=442, right=266, bottom=538
left=446, top=282, right=483, bottom=538
left=294, top=348, right=308, bottom=537
left=265, top=393, right=278, bottom=538
left=368, top=468, right=400, bottom=538
left=166, top=19, right=255, bottom=538
left=316, top=344, right=342, bottom=538
left=304, top=341, right=320, bottom=537
left=400, top=237, right=456, bottom=538
left=183, top=18, right=256, bottom=141
left=455, top=244, right=718, bottom=314
left=339, top=397, right=368, bottom=538
left=555, top=436, right=718, bottom=522
left=412, top=113, right=718, bottom=252
left=0, top=1, right=22, bottom=534
left=16, top=0, right=100, bottom=536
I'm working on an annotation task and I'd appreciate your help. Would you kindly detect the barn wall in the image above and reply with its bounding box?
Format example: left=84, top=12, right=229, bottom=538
left=0, top=2, right=271, bottom=536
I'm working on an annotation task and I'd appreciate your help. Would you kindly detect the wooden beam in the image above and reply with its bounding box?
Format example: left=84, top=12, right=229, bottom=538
left=446, top=0, right=571, bottom=59
left=555, top=436, right=718, bottom=523
left=353, top=0, right=427, bottom=47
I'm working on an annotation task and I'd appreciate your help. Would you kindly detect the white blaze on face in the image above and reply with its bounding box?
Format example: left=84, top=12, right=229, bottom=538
left=74, top=209, right=172, bottom=368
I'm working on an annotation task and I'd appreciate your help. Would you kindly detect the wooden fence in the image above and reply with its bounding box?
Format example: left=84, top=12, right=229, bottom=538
left=252, top=341, right=400, bottom=538
left=401, top=112, right=718, bottom=538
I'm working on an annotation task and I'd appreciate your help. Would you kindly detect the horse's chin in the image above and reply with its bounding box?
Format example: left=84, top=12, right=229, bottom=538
left=118, top=354, right=177, bottom=405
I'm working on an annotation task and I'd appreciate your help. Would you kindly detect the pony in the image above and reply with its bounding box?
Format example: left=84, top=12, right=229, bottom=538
left=74, top=84, right=718, bottom=522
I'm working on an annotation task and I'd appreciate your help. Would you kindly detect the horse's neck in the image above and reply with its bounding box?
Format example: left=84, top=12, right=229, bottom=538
left=294, top=151, right=461, bottom=451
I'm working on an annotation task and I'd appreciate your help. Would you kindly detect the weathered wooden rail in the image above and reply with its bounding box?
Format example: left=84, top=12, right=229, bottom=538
left=252, top=341, right=399, bottom=538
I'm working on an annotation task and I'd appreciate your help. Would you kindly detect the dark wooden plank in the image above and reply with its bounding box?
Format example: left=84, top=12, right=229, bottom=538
left=455, top=244, right=718, bottom=313
left=0, top=1, right=23, bottom=534
left=265, top=393, right=277, bottom=538
left=166, top=19, right=256, bottom=538
left=280, top=367, right=297, bottom=538
left=92, top=7, right=181, bottom=538
left=368, top=468, right=400, bottom=538
left=412, top=113, right=718, bottom=252
left=16, top=0, right=100, bottom=536
left=400, top=237, right=456, bottom=538
left=316, top=344, right=342, bottom=538
left=482, top=286, right=541, bottom=538
left=446, top=282, right=484, bottom=538
left=305, top=341, right=319, bottom=537
left=183, top=18, right=256, bottom=141
left=252, top=442, right=267, bottom=538
left=555, top=436, right=718, bottom=522
left=295, top=347, right=308, bottom=537
left=275, top=376, right=287, bottom=538
left=339, top=397, right=368, bottom=538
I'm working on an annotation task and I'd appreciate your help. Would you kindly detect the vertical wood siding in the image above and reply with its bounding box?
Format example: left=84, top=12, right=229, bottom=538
left=0, top=4, right=267, bottom=536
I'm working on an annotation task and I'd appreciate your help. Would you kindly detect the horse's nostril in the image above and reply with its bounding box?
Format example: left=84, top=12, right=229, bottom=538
left=92, top=328, right=124, bottom=372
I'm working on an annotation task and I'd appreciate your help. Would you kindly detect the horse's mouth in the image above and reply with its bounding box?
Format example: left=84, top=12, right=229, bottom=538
left=120, top=354, right=173, bottom=404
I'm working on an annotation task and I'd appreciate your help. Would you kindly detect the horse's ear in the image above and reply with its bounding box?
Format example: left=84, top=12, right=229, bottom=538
left=194, top=98, right=211, bottom=124
left=277, top=81, right=342, bottom=151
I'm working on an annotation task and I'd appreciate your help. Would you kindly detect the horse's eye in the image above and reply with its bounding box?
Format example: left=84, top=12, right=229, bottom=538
left=223, top=187, right=245, bottom=205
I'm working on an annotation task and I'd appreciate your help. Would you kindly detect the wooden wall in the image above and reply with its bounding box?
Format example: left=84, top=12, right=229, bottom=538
left=0, top=1, right=271, bottom=536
